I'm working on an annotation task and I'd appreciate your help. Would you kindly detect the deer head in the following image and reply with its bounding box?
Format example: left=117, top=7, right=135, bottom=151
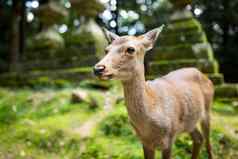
left=94, top=25, right=164, bottom=81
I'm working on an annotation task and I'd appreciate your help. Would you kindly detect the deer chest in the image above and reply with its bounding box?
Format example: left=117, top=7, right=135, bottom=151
left=128, top=113, right=169, bottom=145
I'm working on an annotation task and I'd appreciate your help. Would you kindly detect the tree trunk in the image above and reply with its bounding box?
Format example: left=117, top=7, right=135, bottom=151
left=9, top=0, right=20, bottom=72
left=19, top=0, right=26, bottom=57
left=222, top=0, right=229, bottom=49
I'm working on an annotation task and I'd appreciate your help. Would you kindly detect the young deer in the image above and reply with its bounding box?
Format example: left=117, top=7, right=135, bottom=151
left=93, top=26, right=214, bottom=159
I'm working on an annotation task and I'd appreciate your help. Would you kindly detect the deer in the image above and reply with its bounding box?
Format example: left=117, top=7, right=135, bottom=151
left=93, top=25, right=214, bottom=159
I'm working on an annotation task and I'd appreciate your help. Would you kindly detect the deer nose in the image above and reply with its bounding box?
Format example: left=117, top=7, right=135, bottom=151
left=93, top=65, right=106, bottom=76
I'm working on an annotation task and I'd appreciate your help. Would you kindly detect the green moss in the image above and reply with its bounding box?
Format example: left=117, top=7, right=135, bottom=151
left=207, top=73, right=224, bottom=85
left=215, top=84, right=238, bottom=99
left=66, top=29, right=95, bottom=46
left=28, top=28, right=64, bottom=50
left=28, top=78, right=71, bottom=88
left=71, top=0, right=105, bottom=17
left=149, top=59, right=218, bottom=76
left=146, top=73, right=224, bottom=86
left=54, top=79, right=71, bottom=88
left=79, top=79, right=115, bottom=90
left=152, top=43, right=214, bottom=61
left=158, top=30, right=207, bottom=46
left=165, top=18, right=202, bottom=34
left=67, top=67, right=92, bottom=73
left=35, top=2, right=68, bottom=26
left=65, top=19, right=107, bottom=58
left=0, top=67, right=94, bottom=87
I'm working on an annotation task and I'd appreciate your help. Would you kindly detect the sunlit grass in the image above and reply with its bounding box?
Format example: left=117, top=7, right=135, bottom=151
left=0, top=86, right=237, bottom=158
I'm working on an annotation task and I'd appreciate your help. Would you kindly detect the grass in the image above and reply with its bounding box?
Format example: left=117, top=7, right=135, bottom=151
left=0, top=85, right=237, bottom=159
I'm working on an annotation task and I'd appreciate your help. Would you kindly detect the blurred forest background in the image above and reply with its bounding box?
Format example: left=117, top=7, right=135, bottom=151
left=0, top=0, right=238, bottom=159
left=0, top=0, right=237, bottom=82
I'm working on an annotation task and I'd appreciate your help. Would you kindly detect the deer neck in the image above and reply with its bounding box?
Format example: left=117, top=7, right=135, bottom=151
left=122, top=66, right=147, bottom=118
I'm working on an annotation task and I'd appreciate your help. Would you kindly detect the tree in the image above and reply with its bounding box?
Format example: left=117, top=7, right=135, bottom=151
left=9, top=0, right=21, bottom=71
left=193, top=0, right=238, bottom=82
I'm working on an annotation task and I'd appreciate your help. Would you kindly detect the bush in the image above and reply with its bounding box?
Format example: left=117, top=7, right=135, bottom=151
left=80, top=142, right=108, bottom=159
left=100, top=113, right=133, bottom=137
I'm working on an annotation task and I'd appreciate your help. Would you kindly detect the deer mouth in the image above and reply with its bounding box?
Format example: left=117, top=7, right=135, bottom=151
left=100, top=74, right=113, bottom=80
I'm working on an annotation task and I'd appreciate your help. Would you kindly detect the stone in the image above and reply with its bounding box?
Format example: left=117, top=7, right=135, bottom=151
left=71, top=90, right=89, bottom=103
left=152, top=44, right=214, bottom=61
left=0, top=67, right=93, bottom=87
left=215, top=84, right=238, bottom=99
left=169, top=0, right=192, bottom=9
left=29, top=28, right=64, bottom=51
left=70, top=19, right=108, bottom=58
left=71, top=90, right=99, bottom=108
left=34, top=1, right=68, bottom=26
left=169, top=9, right=193, bottom=21
left=207, top=73, right=224, bottom=85
left=148, top=5, right=223, bottom=90
left=27, top=1, right=67, bottom=60
left=70, top=0, right=105, bottom=17
left=149, top=59, right=219, bottom=75
left=69, top=0, right=107, bottom=60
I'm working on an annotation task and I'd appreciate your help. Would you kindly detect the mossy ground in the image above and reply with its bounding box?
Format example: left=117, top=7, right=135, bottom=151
left=0, top=84, right=237, bottom=159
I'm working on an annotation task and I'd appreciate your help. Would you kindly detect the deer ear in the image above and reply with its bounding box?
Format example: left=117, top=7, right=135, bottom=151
left=103, top=28, right=120, bottom=43
left=141, top=25, right=165, bottom=51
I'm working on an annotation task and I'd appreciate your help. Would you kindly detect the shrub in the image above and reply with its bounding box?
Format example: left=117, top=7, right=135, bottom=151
left=100, top=113, right=133, bottom=137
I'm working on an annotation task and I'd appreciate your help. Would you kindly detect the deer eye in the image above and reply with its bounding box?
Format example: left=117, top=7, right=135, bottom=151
left=126, top=47, right=135, bottom=54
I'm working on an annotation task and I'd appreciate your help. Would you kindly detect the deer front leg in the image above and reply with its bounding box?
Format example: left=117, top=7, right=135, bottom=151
left=161, top=144, right=172, bottom=159
left=190, top=128, right=204, bottom=159
left=161, top=136, right=173, bottom=159
left=143, top=145, right=155, bottom=159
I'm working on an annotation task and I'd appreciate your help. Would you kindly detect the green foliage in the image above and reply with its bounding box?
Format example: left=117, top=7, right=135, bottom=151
left=0, top=87, right=99, bottom=125
left=18, top=129, right=80, bottom=153
left=80, top=140, right=108, bottom=159
left=100, top=113, right=133, bottom=137
left=0, top=89, right=31, bottom=124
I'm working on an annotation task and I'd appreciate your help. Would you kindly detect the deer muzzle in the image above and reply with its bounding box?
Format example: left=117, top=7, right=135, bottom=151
left=93, top=65, right=106, bottom=76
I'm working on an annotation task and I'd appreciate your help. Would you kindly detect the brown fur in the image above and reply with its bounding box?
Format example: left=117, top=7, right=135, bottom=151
left=94, top=28, right=214, bottom=159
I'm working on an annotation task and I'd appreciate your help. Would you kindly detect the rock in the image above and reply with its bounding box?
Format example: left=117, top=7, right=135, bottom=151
left=152, top=44, right=214, bottom=61
left=71, top=90, right=89, bottom=103
left=148, top=12, right=224, bottom=89
left=149, top=59, right=219, bottom=75
left=34, top=1, right=68, bottom=26
left=169, top=0, right=192, bottom=9
left=71, top=90, right=99, bottom=108
left=70, top=19, right=108, bottom=58
left=88, top=95, right=98, bottom=109
left=215, top=84, right=238, bottom=99
left=115, top=96, right=124, bottom=104
left=70, top=0, right=105, bottom=17
left=207, top=73, right=224, bottom=85
left=31, top=28, right=65, bottom=50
